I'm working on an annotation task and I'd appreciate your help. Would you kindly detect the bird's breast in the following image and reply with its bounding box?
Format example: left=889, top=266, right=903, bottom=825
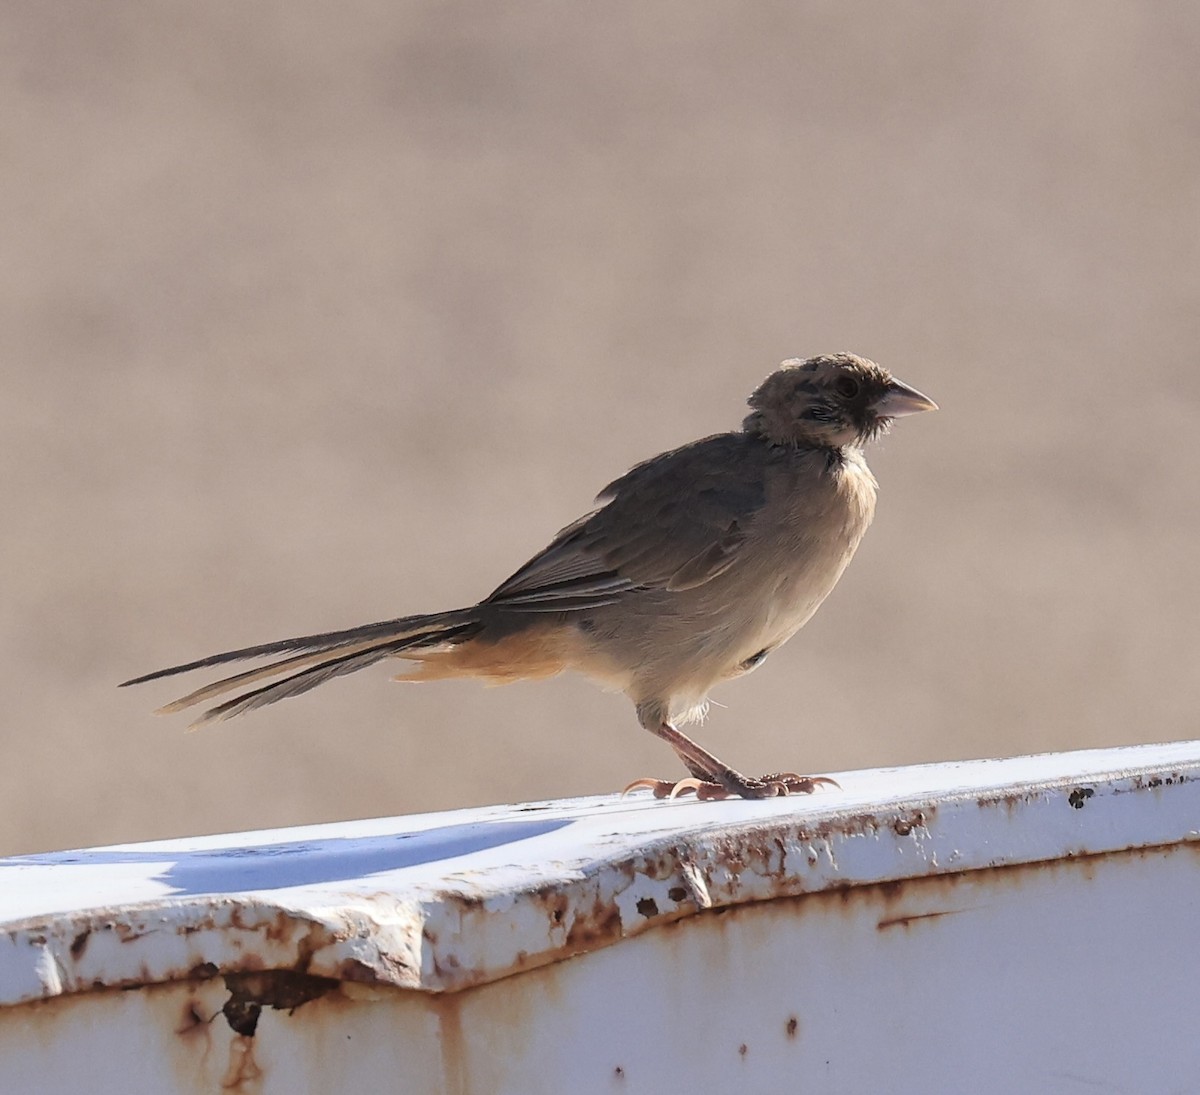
left=751, top=449, right=878, bottom=648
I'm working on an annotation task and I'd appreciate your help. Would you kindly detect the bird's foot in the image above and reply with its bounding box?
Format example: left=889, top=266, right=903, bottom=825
left=623, top=772, right=840, bottom=801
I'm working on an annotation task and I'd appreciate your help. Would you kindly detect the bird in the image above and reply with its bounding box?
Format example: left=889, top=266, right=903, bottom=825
left=122, top=353, right=936, bottom=801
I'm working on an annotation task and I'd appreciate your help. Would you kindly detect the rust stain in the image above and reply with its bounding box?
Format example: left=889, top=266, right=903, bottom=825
left=334, top=954, right=396, bottom=985
left=172, top=990, right=219, bottom=1085
left=562, top=893, right=623, bottom=952
left=891, top=810, right=927, bottom=837
left=177, top=1000, right=206, bottom=1032
left=785, top=1015, right=799, bottom=1039
left=220, top=1033, right=262, bottom=1090
left=175, top=996, right=214, bottom=1037
left=221, top=970, right=339, bottom=1035
left=263, top=910, right=294, bottom=945
left=1068, top=787, right=1095, bottom=810
left=546, top=892, right=569, bottom=926
left=428, top=992, right=470, bottom=1095
left=976, top=788, right=1041, bottom=815
left=1128, top=772, right=1187, bottom=792
left=634, top=852, right=679, bottom=883
left=5, top=902, right=372, bottom=1001
left=876, top=908, right=971, bottom=931
left=177, top=970, right=350, bottom=1089
left=222, top=994, right=261, bottom=1038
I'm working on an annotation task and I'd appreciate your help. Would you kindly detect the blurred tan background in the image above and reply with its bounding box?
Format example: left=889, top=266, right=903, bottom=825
left=3, top=3, right=1198, bottom=855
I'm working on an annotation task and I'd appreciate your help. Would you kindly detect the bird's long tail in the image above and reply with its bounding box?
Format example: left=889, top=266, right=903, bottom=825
left=119, top=608, right=483, bottom=729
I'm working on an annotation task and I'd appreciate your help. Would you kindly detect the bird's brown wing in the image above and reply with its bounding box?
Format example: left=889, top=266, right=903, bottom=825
left=485, top=433, right=771, bottom=612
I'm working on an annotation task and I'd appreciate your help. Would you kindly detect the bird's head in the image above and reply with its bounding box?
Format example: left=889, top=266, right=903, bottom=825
left=743, top=353, right=936, bottom=449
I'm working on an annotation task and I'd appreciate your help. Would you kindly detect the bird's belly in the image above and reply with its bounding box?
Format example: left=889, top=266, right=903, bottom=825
left=713, top=574, right=836, bottom=683
left=758, top=562, right=843, bottom=646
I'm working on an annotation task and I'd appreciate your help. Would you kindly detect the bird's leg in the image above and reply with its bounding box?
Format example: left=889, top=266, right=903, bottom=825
left=680, top=754, right=718, bottom=781
left=622, top=720, right=839, bottom=801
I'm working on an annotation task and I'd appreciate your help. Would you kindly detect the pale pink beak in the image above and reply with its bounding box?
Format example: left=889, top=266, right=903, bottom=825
left=874, top=378, right=937, bottom=417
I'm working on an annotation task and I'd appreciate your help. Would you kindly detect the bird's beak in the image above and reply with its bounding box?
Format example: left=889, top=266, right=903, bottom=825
left=874, top=378, right=938, bottom=417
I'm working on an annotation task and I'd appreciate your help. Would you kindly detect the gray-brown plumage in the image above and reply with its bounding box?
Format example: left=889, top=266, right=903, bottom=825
left=122, top=353, right=936, bottom=800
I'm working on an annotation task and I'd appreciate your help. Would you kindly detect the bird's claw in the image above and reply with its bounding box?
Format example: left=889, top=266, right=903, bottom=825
left=621, top=777, right=682, bottom=799
left=758, top=771, right=842, bottom=796
left=622, top=772, right=840, bottom=801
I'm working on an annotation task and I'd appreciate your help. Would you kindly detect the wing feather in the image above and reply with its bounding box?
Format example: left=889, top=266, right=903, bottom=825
left=486, top=433, right=772, bottom=611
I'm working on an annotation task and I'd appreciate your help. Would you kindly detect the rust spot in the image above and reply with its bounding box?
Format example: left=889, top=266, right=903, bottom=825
left=635, top=897, right=659, bottom=918
left=786, top=1016, right=799, bottom=1039
left=189, top=962, right=219, bottom=981
left=638, top=853, right=679, bottom=883
left=614, top=1065, right=625, bottom=1079
left=221, top=970, right=339, bottom=1036
left=563, top=897, right=623, bottom=951
left=738, top=1043, right=748, bottom=1058
left=222, top=995, right=261, bottom=1037
left=263, top=909, right=294, bottom=945
left=546, top=892, right=569, bottom=926
left=1068, top=787, right=1095, bottom=810
left=667, top=886, right=688, bottom=903
left=114, top=920, right=141, bottom=943
left=977, top=789, right=1038, bottom=815
left=1133, top=772, right=1185, bottom=791
left=69, top=929, right=90, bottom=959
left=892, top=811, right=926, bottom=837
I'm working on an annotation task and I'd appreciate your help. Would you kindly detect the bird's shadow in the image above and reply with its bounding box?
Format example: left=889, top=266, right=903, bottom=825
left=2, top=816, right=572, bottom=897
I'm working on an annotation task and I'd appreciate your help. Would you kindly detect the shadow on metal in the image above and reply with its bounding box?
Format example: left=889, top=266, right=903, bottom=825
left=0, top=817, right=572, bottom=895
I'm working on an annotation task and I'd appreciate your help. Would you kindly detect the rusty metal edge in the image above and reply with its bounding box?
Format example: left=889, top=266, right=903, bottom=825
left=413, top=762, right=1200, bottom=992
left=2, top=752, right=1197, bottom=1008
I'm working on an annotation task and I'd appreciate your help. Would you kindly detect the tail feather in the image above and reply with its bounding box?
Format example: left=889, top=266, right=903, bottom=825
left=156, top=635, right=408, bottom=715
left=119, top=609, right=479, bottom=688
left=121, top=609, right=483, bottom=726
left=189, top=643, right=410, bottom=729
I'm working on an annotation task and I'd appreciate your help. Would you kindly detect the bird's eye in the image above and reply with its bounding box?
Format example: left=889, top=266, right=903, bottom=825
left=834, top=376, right=860, bottom=399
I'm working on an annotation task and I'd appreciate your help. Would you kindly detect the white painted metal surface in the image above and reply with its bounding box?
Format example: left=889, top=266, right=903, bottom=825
left=1, top=741, right=1198, bottom=1093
